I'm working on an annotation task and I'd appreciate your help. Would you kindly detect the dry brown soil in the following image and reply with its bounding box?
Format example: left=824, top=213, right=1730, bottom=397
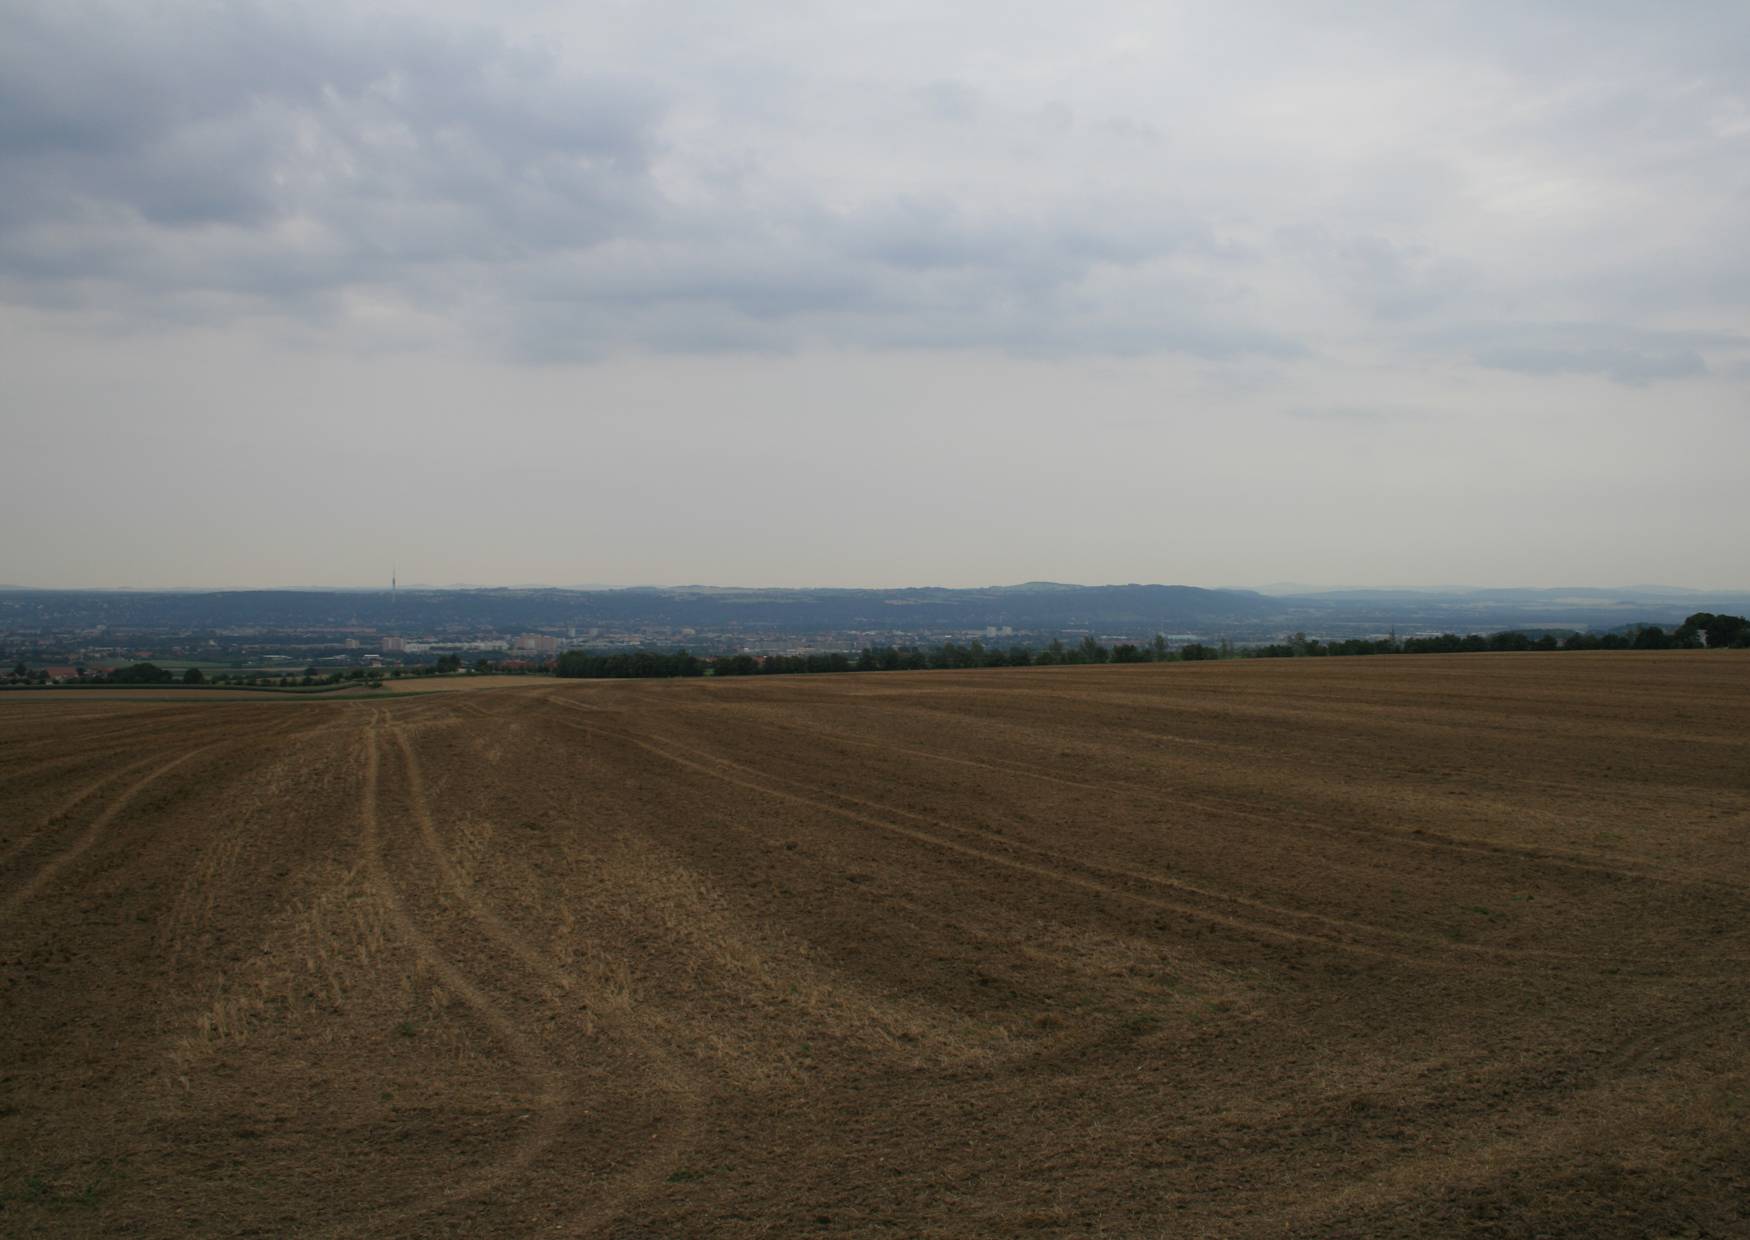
left=2, top=653, right=1747, bottom=1237
left=363, top=675, right=553, bottom=694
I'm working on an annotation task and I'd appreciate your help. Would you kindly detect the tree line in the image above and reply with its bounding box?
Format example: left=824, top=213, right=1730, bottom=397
left=1252, top=612, right=1748, bottom=658
left=3, top=662, right=390, bottom=690
left=549, top=612, right=1746, bottom=681
left=552, top=636, right=1232, bottom=681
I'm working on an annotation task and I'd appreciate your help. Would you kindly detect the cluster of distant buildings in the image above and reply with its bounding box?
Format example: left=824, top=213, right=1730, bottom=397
left=380, top=632, right=559, bottom=655
left=35, top=665, right=92, bottom=682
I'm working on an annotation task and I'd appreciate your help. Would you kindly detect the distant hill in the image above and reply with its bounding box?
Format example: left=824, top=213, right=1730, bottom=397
left=0, top=583, right=1280, bottom=634
left=4, top=583, right=1744, bottom=642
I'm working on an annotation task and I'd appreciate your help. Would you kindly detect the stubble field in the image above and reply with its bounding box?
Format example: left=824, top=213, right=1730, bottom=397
left=2, top=654, right=1747, bottom=1237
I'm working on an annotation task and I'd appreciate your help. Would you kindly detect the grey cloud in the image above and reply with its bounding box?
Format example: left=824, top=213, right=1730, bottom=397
left=0, top=6, right=663, bottom=302
left=492, top=227, right=1296, bottom=362
left=1278, top=226, right=1473, bottom=321
left=1449, top=324, right=1743, bottom=386
left=2, top=2, right=1749, bottom=371
left=916, top=80, right=982, bottom=123
left=838, top=198, right=1216, bottom=278
left=0, top=4, right=1295, bottom=361
left=1098, top=117, right=1164, bottom=145
left=1474, top=345, right=1706, bottom=385
left=1287, top=405, right=1431, bottom=423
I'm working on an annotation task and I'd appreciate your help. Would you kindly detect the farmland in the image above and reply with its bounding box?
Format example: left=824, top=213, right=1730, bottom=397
left=2, top=654, right=1747, bottom=1236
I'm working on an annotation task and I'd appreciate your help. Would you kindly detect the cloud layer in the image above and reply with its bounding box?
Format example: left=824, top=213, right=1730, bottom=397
left=4, top=3, right=1749, bottom=592
left=5, top=1, right=1746, bottom=376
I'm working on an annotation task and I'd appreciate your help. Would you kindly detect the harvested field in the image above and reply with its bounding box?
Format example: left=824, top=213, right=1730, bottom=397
left=2, top=653, right=1747, bottom=1237
left=327, top=675, right=555, bottom=695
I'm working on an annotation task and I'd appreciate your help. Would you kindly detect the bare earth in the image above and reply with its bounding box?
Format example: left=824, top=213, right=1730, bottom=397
left=2, top=654, right=1746, bottom=1237
left=344, top=674, right=556, bottom=694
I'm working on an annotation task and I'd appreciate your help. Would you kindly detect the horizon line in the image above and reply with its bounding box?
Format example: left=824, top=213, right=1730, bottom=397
left=4, top=581, right=1750, bottom=596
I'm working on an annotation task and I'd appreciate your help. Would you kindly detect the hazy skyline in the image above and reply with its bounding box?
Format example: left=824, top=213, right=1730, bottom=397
left=4, top=2, right=1747, bottom=590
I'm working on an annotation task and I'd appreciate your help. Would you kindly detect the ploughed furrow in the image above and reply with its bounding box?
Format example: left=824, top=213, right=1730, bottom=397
left=0, top=746, right=144, bottom=794
left=0, top=711, right=298, bottom=919
left=0, top=749, right=174, bottom=872
left=545, top=704, right=1490, bottom=974
left=668, top=694, right=1749, bottom=899
left=0, top=704, right=244, bottom=760
left=4, top=654, right=1747, bottom=1240
left=548, top=699, right=1743, bottom=978
left=0, top=710, right=329, bottom=874
left=640, top=681, right=1750, bottom=956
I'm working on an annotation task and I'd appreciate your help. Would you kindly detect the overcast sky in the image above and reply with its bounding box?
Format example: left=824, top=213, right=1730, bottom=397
left=3, top=1, right=1746, bottom=590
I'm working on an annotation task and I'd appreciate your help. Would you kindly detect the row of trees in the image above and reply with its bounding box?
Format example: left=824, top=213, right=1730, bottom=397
left=1253, top=632, right=1568, bottom=658
left=4, top=662, right=387, bottom=689
left=545, top=638, right=1231, bottom=681
left=549, top=612, right=1747, bottom=682
left=1253, top=612, right=1749, bottom=658
left=2, top=658, right=509, bottom=689
left=555, top=650, right=707, bottom=678
left=553, top=637, right=1235, bottom=681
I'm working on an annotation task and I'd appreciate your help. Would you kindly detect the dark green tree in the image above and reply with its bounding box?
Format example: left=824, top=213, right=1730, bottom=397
left=1078, top=636, right=1110, bottom=664
left=113, top=662, right=174, bottom=684
left=1680, top=611, right=1748, bottom=648
left=1632, top=625, right=1670, bottom=650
